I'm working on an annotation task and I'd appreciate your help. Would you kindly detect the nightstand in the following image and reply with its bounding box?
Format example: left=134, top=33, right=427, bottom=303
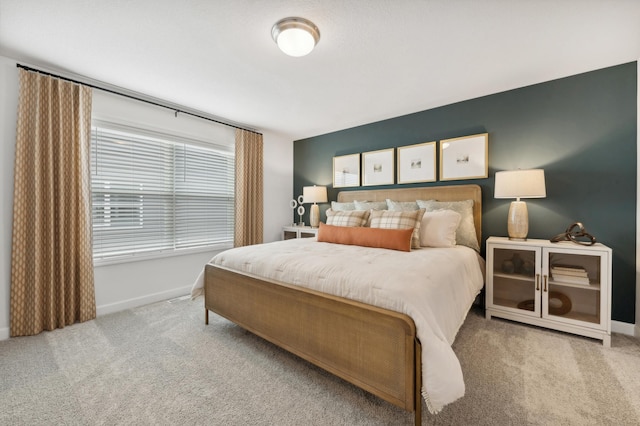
left=283, top=225, right=319, bottom=240
left=485, top=236, right=612, bottom=346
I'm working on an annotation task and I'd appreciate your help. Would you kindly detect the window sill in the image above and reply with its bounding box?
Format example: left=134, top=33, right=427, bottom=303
left=93, top=242, right=233, bottom=267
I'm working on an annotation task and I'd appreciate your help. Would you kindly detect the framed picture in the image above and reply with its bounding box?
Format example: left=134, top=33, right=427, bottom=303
left=439, top=133, right=488, bottom=181
left=362, top=148, right=394, bottom=186
left=333, top=153, right=360, bottom=188
left=397, top=141, right=436, bottom=184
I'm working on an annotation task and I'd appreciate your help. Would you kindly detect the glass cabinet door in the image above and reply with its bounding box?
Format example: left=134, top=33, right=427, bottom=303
left=488, top=245, right=541, bottom=317
left=542, top=248, right=605, bottom=326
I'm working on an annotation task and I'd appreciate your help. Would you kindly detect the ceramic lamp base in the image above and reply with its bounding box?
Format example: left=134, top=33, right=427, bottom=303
left=310, top=203, right=320, bottom=228
left=507, top=200, right=529, bottom=240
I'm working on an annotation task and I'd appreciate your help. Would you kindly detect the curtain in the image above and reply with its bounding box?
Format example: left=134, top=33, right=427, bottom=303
left=234, top=129, right=263, bottom=247
left=10, top=69, right=95, bottom=337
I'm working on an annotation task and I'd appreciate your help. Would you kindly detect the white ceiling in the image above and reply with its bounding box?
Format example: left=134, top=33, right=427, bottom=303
left=1, top=0, right=639, bottom=140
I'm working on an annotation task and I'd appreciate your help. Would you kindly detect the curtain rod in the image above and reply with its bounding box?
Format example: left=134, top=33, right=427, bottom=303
left=16, top=63, right=262, bottom=135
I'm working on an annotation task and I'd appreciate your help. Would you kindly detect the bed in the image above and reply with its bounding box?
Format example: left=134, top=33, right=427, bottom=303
left=195, top=185, right=483, bottom=425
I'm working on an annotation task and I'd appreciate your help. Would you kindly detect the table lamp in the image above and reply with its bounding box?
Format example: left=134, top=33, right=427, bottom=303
left=494, top=169, right=546, bottom=240
left=303, top=185, right=328, bottom=228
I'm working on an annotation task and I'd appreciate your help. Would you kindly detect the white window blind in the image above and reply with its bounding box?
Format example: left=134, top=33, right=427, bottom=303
left=91, top=125, right=234, bottom=261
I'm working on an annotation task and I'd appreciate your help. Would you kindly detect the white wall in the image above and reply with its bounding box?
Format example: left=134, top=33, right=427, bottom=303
left=0, top=56, right=293, bottom=339
left=0, top=56, right=19, bottom=340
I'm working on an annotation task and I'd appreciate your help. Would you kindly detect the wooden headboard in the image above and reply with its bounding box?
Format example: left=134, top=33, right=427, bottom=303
left=337, top=184, right=482, bottom=244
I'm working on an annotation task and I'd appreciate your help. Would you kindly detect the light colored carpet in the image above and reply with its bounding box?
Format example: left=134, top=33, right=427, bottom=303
left=1, top=297, right=639, bottom=425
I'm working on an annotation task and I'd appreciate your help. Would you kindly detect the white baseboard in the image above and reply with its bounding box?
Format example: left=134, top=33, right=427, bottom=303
left=96, top=285, right=192, bottom=317
left=0, top=286, right=192, bottom=342
left=612, top=320, right=636, bottom=336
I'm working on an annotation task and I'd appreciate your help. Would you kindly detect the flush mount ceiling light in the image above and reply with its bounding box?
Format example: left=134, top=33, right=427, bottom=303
left=271, top=17, right=320, bottom=57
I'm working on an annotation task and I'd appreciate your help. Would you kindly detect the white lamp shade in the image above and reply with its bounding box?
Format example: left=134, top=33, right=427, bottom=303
left=272, top=17, right=320, bottom=57
left=494, top=169, right=546, bottom=199
left=302, top=186, right=328, bottom=204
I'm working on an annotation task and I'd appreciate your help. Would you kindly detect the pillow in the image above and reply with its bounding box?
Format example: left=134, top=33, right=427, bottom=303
left=317, top=223, right=413, bottom=252
left=386, top=199, right=419, bottom=211
left=416, top=199, right=480, bottom=251
left=369, top=208, right=426, bottom=249
left=331, top=201, right=355, bottom=211
left=353, top=200, right=388, bottom=211
left=325, top=209, right=370, bottom=227
left=420, top=210, right=461, bottom=248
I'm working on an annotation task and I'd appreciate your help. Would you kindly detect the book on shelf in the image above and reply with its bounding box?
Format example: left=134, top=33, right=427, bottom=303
left=550, top=264, right=588, bottom=277
left=551, top=273, right=590, bottom=285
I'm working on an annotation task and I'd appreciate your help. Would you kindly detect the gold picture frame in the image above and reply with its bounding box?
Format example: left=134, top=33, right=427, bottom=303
left=362, top=148, right=395, bottom=186
left=439, top=133, right=488, bottom=181
left=333, top=153, right=360, bottom=188
left=397, top=141, right=436, bottom=184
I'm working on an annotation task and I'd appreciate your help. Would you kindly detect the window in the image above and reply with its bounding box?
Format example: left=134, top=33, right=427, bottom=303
left=91, top=124, right=234, bottom=262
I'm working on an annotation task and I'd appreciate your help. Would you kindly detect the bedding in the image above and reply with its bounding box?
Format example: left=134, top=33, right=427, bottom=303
left=191, top=237, right=484, bottom=413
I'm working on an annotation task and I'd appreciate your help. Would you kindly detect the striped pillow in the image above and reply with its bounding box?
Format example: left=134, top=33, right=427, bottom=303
left=325, top=209, right=370, bottom=227
left=369, top=209, right=426, bottom=249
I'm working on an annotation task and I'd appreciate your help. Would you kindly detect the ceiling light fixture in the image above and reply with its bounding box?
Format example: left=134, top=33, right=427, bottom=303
left=271, top=17, right=320, bottom=57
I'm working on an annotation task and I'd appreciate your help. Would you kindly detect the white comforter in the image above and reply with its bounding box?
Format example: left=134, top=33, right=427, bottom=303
left=191, top=238, right=484, bottom=414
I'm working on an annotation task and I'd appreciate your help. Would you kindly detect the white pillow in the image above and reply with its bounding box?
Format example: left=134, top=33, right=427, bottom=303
left=417, top=199, right=480, bottom=251
left=420, top=210, right=461, bottom=248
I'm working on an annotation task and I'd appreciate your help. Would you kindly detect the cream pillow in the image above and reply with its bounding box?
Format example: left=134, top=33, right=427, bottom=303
left=369, top=208, right=426, bottom=249
left=325, top=209, right=369, bottom=227
left=417, top=199, right=480, bottom=251
left=420, top=210, right=461, bottom=248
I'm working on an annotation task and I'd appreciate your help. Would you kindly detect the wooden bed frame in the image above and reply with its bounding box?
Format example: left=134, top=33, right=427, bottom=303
left=204, top=184, right=482, bottom=425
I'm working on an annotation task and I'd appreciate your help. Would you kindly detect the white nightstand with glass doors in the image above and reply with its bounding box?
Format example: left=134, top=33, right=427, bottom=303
left=282, top=225, right=318, bottom=240
left=485, top=236, right=612, bottom=346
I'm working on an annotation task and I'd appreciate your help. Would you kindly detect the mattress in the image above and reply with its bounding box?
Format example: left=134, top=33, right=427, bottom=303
left=192, top=237, right=484, bottom=413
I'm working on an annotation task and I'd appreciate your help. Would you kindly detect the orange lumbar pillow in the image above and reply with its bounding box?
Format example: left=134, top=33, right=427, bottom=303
left=317, top=222, right=413, bottom=252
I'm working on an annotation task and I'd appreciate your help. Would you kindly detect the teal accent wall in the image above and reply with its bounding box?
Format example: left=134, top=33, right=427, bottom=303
left=294, top=62, right=637, bottom=324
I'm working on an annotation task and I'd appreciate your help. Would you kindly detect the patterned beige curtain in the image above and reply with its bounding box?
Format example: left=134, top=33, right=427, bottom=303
left=234, top=129, right=263, bottom=247
left=10, top=69, right=95, bottom=337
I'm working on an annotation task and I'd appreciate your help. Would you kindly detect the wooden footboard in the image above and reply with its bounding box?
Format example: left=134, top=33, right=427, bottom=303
left=204, top=264, right=422, bottom=425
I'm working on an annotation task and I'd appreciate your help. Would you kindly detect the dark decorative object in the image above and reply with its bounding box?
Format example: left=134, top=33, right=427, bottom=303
left=550, top=222, right=596, bottom=246
left=501, top=260, right=515, bottom=274
left=502, top=253, right=529, bottom=275
left=511, top=253, right=524, bottom=273
left=521, top=260, right=535, bottom=276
